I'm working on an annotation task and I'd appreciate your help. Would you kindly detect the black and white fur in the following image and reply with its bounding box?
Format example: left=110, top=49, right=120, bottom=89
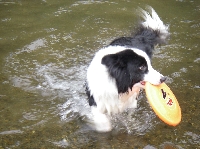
left=86, top=7, right=169, bottom=132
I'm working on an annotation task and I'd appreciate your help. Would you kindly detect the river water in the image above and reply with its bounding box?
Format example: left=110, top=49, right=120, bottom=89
left=0, top=0, right=199, bottom=148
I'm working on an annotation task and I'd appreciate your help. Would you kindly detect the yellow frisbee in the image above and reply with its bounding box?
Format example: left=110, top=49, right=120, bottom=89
left=145, top=82, right=181, bottom=126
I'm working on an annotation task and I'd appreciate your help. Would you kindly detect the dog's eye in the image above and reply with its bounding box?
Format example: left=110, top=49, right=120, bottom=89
left=139, top=65, right=146, bottom=71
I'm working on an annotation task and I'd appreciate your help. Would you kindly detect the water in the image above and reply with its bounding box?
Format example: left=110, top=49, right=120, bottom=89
left=0, top=0, right=199, bottom=148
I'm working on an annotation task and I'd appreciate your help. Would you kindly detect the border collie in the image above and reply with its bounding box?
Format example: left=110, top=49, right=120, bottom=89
left=86, top=6, right=169, bottom=132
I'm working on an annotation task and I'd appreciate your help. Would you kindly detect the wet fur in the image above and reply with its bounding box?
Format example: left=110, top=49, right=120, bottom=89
left=86, top=7, right=169, bottom=132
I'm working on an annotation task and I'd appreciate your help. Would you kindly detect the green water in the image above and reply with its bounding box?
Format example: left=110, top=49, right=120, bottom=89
left=0, top=0, right=199, bottom=148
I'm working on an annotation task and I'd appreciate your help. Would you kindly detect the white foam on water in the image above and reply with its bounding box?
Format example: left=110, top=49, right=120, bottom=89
left=0, top=130, right=24, bottom=135
left=4, top=37, right=92, bottom=123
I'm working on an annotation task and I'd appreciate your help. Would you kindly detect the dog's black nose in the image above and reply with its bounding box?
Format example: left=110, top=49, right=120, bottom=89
left=160, top=76, right=167, bottom=83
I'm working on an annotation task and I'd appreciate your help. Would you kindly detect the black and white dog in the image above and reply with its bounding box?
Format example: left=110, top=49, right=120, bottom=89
left=86, top=7, right=169, bottom=132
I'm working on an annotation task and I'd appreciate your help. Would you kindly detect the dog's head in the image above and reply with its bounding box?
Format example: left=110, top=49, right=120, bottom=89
left=101, top=49, right=166, bottom=94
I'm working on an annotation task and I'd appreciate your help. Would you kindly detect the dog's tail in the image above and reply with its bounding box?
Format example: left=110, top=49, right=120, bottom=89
left=135, top=6, right=170, bottom=45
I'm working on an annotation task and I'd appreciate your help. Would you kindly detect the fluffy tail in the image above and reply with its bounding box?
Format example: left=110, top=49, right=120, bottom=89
left=109, top=7, right=170, bottom=57
left=136, top=6, right=170, bottom=45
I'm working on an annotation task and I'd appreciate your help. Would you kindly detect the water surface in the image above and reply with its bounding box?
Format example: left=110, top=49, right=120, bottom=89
left=0, top=0, right=200, bottom=148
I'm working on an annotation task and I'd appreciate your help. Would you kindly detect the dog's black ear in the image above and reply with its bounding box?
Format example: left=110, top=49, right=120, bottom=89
left=101, top=54, right=131, bottom=93
left=101, top=54, right=126, bottom=69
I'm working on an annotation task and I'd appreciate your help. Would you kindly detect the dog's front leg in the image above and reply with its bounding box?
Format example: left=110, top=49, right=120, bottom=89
left=91, top=106, right=112, bottom=132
